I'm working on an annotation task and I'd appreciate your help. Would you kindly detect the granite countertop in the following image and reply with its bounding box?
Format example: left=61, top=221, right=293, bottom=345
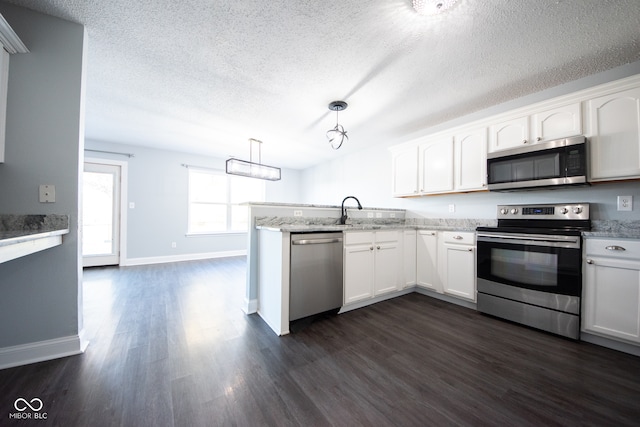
left=256, top=216, right=640, bottom=238
left=583, top=220, right=640, bottom=239
left=255, top=216, right=496, bottom=233
left=0, top=214, right=70, bottom=247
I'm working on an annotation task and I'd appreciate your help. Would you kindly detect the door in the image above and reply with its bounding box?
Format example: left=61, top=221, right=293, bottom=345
left=83, top=162, right=122, bottom=267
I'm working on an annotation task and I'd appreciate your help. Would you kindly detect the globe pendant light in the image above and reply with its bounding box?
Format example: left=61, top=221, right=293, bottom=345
left=326, top=101, right=348, bottom=150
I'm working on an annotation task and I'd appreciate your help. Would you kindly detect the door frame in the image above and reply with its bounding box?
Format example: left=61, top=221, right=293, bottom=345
left=83, top=157, right=128, bottom=266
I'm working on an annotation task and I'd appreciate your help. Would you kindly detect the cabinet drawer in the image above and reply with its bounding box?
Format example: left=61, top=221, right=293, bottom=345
left=375, top=230, right=399, bottom=243
left=442, top=231, right=475, bottom=245
left=344, top=231, right=374, bottom=246
left=585, top=239, right=640, bottom=260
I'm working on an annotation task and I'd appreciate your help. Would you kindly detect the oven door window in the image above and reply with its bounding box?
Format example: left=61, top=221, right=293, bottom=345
left=477, top=240, right=581, bottom=296
left=491, top=247, right=557, bottom=287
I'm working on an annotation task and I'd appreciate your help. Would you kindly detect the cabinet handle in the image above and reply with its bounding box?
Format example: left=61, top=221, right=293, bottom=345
left=377, top=245, right=381, bottom=250
left=605, top=245, right=626, bottom=251
left=369, top=246, right=374, bottom=251
left=522, top=139, right=528, bottom=144
left=453, top=235, right=463, bottom=240
left=467, top=248, right=473, bottom=252
left=586, top=259, right=594, bottom=264
left=536, top=137, right=542, bottom=141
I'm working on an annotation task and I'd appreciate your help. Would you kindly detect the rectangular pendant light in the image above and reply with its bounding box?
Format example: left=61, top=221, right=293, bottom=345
left=225, top=158, right=281, bottom=181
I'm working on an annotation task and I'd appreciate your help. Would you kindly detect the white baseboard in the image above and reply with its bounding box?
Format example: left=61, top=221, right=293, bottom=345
left=121, top=250, right=247, bottom=266
left=243, top=298, right=258, bottom=314
left=0, top=334, right=85, bottom=370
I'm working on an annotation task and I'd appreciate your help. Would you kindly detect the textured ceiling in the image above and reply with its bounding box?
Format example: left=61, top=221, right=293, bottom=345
left=3, top=0, right=640, bottom=169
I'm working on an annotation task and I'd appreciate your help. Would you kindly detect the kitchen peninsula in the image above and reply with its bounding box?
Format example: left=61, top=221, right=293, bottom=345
left=0, top=214, right=69, bottom=263
left=246, top=202, right=494, bottom=336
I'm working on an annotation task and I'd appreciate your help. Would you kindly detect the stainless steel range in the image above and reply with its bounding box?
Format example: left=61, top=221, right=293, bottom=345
left=476, top=203, right=590, bottom=339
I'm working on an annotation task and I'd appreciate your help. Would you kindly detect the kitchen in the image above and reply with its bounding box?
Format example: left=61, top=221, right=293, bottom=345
left=0, top=1, right=639, bottom=425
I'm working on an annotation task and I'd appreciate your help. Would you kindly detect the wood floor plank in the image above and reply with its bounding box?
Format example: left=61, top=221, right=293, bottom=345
left=1, top=257, right=640, bottom=426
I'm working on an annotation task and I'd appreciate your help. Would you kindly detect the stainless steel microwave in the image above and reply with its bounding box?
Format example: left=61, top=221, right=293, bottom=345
left=487, top=135, right=587, bottom=191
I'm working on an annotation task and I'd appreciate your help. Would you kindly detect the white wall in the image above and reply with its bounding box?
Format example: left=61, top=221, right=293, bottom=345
left=84, top=140, right=302, bottom=263
left=301, top=61, right=640, bottom=221
left=0, top=5, right=86, bottom=353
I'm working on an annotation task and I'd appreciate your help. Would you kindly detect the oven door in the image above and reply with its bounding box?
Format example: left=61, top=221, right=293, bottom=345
left=476, top=231, right=582, bottom=297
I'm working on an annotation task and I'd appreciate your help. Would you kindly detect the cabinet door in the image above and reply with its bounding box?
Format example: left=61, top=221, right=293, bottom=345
left=374, top=241, right=400, bottom=296
left=454, top=128, right=487, bottom=191
left=419, top=137, right=453, bottom=194
left=532, top=102, right=582, bottom=142
left=391, top=146, right=419, bottom=197
left=583, top=257, right=640, bottom=343
left=587, top=87, right=640, bottom=181
left=416, top=231, right=440, bottom=292
left=489, top=116, right=529, bottom=152
left=403, top=230, right=417, bottom=288
left=443, top=245, right=476, bottom=301
left=344, top=244, right=374, bottom=304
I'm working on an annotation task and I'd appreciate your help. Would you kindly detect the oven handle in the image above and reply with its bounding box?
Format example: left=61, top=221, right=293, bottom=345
left=476, top=232, right=580, bottom=247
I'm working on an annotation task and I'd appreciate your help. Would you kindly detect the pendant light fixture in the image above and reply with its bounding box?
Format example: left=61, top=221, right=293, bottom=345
left=326, top=100, right=348, bottom=150
left=226, top=138, right=281, bottom=181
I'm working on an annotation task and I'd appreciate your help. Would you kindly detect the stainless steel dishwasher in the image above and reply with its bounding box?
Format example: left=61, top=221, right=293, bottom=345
left=290, top=232, right=344, bottom=322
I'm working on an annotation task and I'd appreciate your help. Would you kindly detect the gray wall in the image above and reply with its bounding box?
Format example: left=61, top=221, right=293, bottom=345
left=85, top=139, right=302, bottom=262
left=0, top=5, right=86, bottom=347
left=301, top=60, right=640, bottom=223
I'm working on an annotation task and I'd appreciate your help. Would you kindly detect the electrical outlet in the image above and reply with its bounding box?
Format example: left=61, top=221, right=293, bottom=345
left=617, top=195, right=633, bottom=211
left=376, top=212, right=382, bottom=218
left=39, top=184, right=55, bottom=203
left=293, top=210, right=303, bottom=217
left=171, top=242, right=177, bottom=248
left=129, top=202, right=135, bottom=209
left=448, top=204, right=455, bottom=213
left=389, top=213, right=396, bottom=218
left=367, top=212, right=374, bottom=218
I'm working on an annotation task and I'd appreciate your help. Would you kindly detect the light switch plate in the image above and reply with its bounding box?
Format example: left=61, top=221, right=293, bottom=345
left=39, top=184, right=55, bottom=203
left=617, top=195, right=633, bottom=211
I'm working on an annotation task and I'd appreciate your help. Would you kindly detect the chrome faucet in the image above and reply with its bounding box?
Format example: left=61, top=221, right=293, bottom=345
left=340, top=196, right=362, bottom=225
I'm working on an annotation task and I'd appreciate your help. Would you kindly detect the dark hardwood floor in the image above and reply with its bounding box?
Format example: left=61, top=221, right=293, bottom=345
left=1, top=256, right=640, bottom=426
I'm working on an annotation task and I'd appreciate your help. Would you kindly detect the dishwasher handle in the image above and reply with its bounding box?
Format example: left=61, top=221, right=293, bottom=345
left=291, top=237, right=343, bottom=245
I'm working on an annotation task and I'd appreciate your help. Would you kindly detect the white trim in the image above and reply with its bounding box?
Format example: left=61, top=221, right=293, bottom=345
left=0, top=334, right=85, bottom=370
left=84, top=157, right=129, bottom=266
left=243, top=298, right=258, bottom=314
left=122, top=250, right=247, bottom=266
left=339, top=288, right=415, bottom=314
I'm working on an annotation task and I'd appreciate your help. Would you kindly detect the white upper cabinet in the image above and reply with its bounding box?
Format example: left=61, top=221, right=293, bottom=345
left=454, top=127, right=487, bottom=191
left=390, top=145, right=419, bottom=197
left=587, top=87, right=640, bottom=181
left=532, top=102, right=582, bottom=142
left=489, top=103, right=582, bottom=153
left=489, top=116, right=529, bottom=152
left=418, top=136, right=454, bottom=194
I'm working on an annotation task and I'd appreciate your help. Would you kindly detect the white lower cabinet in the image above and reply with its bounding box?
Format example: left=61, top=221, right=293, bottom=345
left=440, top=231, right=476, bottom=301
left=583, top=238, right=640, bottom=344
left=402, top=230, right=417, bottom=288
left=416, top=230, right=440, bottom=292
left=344, top=230, right=400, bottom=305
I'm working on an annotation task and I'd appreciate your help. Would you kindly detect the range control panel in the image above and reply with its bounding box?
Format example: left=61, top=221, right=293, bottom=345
left=497, top=203, right=590, bottom=221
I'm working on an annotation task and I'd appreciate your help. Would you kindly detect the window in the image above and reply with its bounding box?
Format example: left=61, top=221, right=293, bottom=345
left=188, top=169, right=265, bottom=233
